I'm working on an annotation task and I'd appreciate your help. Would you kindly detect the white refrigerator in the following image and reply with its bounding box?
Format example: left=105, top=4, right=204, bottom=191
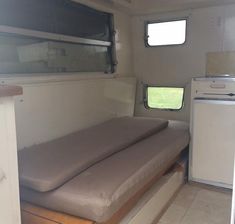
left=190, top=77, right=235, bottom=189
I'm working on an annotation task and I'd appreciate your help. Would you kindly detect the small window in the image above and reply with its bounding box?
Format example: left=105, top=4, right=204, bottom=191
left=145, top=86, right=184, bottom=110
left=146, top=19, right=187, bottom=47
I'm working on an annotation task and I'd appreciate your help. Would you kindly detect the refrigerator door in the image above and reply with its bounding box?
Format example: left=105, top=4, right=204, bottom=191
left=231, top=156, right=235, bottom=224
left=191, top=99, right=235, bottom=188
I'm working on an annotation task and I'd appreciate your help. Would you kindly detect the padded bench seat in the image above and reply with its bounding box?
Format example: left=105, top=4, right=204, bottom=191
left=18, top=116, right=168, bottom=192
left=20, top=121, right=189, bottom=223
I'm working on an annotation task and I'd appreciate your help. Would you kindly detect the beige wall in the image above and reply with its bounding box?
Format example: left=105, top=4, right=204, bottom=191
left=132, top=4, right=235, bottom=121
left=6, top=1, right=235, bottom=143
left=6, top=77, right=135, bottom=150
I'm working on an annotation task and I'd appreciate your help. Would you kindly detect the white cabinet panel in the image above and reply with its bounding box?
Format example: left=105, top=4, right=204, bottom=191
left=0, top=97, right=21, bottom=224
left=231, top=156, right=235, bottom=224
left=191, top=99, right=235, bottom=188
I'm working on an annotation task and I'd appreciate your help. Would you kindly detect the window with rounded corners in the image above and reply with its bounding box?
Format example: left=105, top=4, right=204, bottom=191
left=144, top=86, right=185, bottom=111
left=145, top=19, right=187, bottom=47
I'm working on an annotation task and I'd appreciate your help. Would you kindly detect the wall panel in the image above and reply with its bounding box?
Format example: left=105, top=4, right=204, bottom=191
left=132, top=4, right=235, bottom=121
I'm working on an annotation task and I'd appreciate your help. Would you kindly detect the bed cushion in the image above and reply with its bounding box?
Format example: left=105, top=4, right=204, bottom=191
left=18, top=116, right=168, bottom=192
left=20, top=121, right=189, bottom=223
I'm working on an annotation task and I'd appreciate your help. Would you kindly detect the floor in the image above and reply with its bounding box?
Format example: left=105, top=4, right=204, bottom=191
left=158, top=183, right=232, bottom=224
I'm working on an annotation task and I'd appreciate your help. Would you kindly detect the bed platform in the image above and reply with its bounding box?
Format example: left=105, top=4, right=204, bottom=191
left=21, top=161, right=186, bottom=224
left=19, top=117, right=190, bottom=224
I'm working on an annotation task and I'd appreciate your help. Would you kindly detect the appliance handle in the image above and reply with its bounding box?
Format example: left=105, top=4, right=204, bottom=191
left=194, top=98, right=235, bottom=105
left=210, top=84, right=226, bottom=89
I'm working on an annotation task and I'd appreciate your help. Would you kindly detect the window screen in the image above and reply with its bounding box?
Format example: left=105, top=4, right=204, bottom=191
left=146, top=19, right=187, bottom=46
left=145, top=86, right=184, bottom=110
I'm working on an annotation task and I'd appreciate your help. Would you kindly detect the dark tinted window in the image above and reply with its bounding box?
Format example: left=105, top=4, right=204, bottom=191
left=0, top=0, right=116, bottom=74
left=0, top=0, right=55, bottom=34
left=55, top=0, right=111, bottom=41
left=0, top=0, right=112, bottom=41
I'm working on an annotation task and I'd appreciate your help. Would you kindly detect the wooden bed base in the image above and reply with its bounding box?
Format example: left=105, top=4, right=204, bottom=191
left=21, top=155, right=185, bottom=224
left=21, top=202, right=94, bottom=224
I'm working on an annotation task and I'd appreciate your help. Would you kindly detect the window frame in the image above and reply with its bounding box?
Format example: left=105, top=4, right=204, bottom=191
left=144, top=18, right=188, bottom=47
left=143, top=84, right=185, bottom=111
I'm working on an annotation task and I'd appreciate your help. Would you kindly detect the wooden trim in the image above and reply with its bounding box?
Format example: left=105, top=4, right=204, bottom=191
left=21, top=210, right=58, bottom=224
left=21, top=202, right=94, bottom=224
left=0, top=85, right=23, bottom=97
left=21, top=155, right=180, bottom=224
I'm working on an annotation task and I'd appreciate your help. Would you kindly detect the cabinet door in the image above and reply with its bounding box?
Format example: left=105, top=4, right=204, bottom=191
left=0, top=97, right=21, bottom=224
left=191, top=99, right=235, bottom=188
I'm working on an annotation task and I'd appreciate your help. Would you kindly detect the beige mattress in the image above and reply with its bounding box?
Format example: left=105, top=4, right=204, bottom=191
left=18, top=117, right=168, bottom=192
left=20, top=121, right=189, bottom=223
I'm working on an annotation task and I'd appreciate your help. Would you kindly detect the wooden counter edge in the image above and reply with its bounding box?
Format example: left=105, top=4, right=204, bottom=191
left=0, top=85, right=23, bottom=98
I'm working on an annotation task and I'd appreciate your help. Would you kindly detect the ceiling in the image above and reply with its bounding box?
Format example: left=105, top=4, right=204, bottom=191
left=130, top=0, right=235, bottom=14
left=80, top=0, right=235, bottom=14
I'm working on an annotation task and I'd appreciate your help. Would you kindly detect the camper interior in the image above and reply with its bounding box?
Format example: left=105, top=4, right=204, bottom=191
left=0, top=0, right=235, bottom=224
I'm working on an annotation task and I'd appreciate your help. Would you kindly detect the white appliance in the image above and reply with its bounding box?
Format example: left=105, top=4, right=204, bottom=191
left=190, top=77, right=235, bottom=189
left=231, top=156, right=235, bottom=224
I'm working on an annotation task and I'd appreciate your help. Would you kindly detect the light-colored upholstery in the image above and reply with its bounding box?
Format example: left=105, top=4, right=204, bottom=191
left=20, top=121, right=189, bottom=223
left=18, top=116, right=168, bottom=192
